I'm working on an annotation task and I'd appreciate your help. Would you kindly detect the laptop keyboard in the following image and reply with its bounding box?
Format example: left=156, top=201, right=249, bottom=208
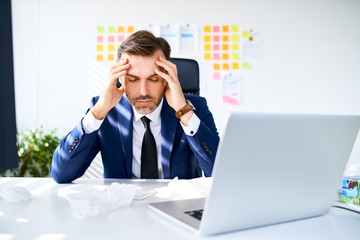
left=184, top=209, right=203, bottom=220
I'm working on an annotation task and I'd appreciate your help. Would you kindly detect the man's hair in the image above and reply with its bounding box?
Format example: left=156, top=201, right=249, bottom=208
left=117, top=30, right=171, bottom=61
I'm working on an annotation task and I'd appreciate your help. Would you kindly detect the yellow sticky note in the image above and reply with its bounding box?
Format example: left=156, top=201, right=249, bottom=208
left=213, top=63, right=220, bottom=70
left=108, top=54, right=115, bottom=61
left=222, top=35, right=229, bottom=42
left=96, top=55, right=104, bottom=62
left=223, top=63, right=230, bottom=70
left=242, top=62, right=251, bottom=69
left=222, top=44, right=229, bottom=51
left=204, top=35, right=211, bottom=42
left=231, top=43, right=239, bottom=50
left=204, top=53, right=211, bottom=60
left=108, top=44, right=115, bottom=51
left=232, top=62, right=240, bottom=70
left=108, top=26, right=116, bottom=33
left=231, top=52, right=240, bottom=60
left=222, top=53, right=229, bottom=60
left=97, top=26, right=105, bottom=34
left=222, top=25, right=229, bottom=32
left=96, top=44, right=104, bottom=51
left=242, top=31, right=250, bottom=38
left=118, top=26, right=125, bottom=33
left=127, top=26, right=135, bottom=33
left=231, top=25, right=239, bottom=32
left=231, top=35, right=240, bottom=42
left=204, top=44, right=211, bottom=51
left=204, top=26, right=211, bottom=33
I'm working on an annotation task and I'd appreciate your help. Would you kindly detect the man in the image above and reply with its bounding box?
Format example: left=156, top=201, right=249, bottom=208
left=51, top=30, right=219, bottom=183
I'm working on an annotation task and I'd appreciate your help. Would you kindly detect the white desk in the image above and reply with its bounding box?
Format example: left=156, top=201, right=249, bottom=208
left=1, top=177, right=359, bottom=240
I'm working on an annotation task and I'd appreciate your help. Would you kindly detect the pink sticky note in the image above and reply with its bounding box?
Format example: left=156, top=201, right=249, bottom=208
left=213, top=53, right=220, bottom=60
left=97, top=36, right=104, bottom=43
left=229, top=98, right=239, bottom=106
left=108, top=35, right=115, bottom=42
left=213, top=35, right=220, bottom=42
left=213, top=44, right=220, bottom=51
left=213, top=25, right=220, bottom=32
left=223, top=95, right=230, bottom=103
left=118, top=35, right=125, bottom=42
left=213, top=72, right=221, bottom=80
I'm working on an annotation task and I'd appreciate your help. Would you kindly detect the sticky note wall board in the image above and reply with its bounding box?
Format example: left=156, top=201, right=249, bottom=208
left=95, top=25, right=135, bottom=62
left=94, top=24, right=260, bottom=106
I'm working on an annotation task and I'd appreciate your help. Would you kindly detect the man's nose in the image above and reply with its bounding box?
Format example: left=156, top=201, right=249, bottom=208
left=139, top=80, right=150, bottom=95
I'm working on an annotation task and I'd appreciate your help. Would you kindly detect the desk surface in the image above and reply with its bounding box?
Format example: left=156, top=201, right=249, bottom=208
left=1, top=177, right=360, bottom=240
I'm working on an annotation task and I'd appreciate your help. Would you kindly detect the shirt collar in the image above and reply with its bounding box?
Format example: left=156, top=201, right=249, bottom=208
left=132, top=97, right=163, bottom=124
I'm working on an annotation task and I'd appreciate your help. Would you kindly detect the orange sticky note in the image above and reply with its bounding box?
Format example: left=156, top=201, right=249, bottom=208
left=232, top=62, right=240, bottom=70
left=96, top=44, right=104, bottom=51
left=204, top=44, right=211, bottom=51
left=213, top=63, right=220, bottom=70
left=108, top=54, right=115, bottom=61
left=96, top=55, right=104, bottom=62
left=204, top=26, right=211, bottom=33
left=222, top=53, right=229, bottom=60
left=222, top=44, right=229, bottom=51
left=222, top=25, right=229, bottom=32
left=118, top=26, right=125, bottom=33
left=127, top=26, right=135, bottom=33
left=108, top=44, right=115, bottom=51
left=222, top=35, right=229, bottom=42
left=204, top=35, right=211, bottom=42
left=204, top=53, right=211, bottom=60
left=223, top=63, right=230, bottom=70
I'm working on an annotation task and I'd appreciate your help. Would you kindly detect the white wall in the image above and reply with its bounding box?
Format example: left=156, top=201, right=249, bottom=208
left=12, top=0, right=360, bottom=165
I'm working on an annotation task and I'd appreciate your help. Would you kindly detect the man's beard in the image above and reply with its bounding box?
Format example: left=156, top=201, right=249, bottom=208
left=129, top=94, right=163, bottom=115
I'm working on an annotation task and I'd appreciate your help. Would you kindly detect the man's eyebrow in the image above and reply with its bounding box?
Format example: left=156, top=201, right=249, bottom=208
left=125, top=73, right=139, bottom=78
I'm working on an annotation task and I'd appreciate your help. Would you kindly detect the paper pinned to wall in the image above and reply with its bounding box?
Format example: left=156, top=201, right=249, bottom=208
left=222, top=72, right=242, bottom=105
left=180, top=25, right=198, bottom=51
left=242, top=30, right=262, bottom=59
left=160, top=25, right=180, bottom=54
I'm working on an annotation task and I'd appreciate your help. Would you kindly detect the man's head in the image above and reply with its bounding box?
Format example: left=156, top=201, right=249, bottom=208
left=116, top=30, right=171, bottom=115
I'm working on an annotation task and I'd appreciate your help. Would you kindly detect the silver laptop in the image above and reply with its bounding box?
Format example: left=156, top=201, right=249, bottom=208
left=149, top=112, right=360, bottom=236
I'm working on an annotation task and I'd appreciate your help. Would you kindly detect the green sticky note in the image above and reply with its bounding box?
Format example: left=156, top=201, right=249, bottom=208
left=97, top=26, right=105, bottom=34
left=242, top=31, right=250, bottom=38
left=231, top=25, right=239, bottom=32
left=242, top=62, right=251, bottom=69
left=231, top=35, right=240, bottom=42
left=108, top=26, right=116, bottom=33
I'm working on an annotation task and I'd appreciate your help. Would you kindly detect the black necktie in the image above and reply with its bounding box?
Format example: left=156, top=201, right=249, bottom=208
left=140, top=116, right=158, bottom=179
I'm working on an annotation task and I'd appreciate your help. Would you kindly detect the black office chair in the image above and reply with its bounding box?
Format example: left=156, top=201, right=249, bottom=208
left=170, top=58, right=200, bottom=96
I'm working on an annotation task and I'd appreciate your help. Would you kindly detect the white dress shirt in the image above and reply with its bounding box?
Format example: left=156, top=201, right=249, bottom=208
left=82, top=98, right=200, bottom=178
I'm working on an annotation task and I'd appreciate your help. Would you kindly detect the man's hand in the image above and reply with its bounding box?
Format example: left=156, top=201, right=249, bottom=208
left=155, top=56, right=193, bottom=125
left=91, top=58, right=130, bottom=120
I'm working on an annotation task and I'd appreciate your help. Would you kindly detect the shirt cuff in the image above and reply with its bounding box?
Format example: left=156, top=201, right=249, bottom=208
left=82, top=109, right=104, bottom=134
left=180, top=113, right=200, bottom=136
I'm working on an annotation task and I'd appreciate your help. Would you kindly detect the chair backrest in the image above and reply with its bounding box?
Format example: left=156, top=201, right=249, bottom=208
left=170, top=58, right=200, bottom=95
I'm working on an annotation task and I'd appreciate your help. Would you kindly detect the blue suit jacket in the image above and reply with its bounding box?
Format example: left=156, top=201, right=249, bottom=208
left=51, top=94, right=219, bottom=183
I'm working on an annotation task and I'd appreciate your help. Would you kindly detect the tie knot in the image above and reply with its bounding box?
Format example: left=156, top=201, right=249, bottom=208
left=140, top=116, right=151, bottom=130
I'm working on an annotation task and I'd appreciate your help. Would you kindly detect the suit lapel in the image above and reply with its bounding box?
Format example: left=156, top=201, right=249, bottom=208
left=161, top=98, right=179, bottom=178
left=116, top=97, right=133, bottom=178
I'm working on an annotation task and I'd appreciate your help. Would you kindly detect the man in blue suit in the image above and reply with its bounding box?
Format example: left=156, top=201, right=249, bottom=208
left=51, top=30, right=219, bottom=183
